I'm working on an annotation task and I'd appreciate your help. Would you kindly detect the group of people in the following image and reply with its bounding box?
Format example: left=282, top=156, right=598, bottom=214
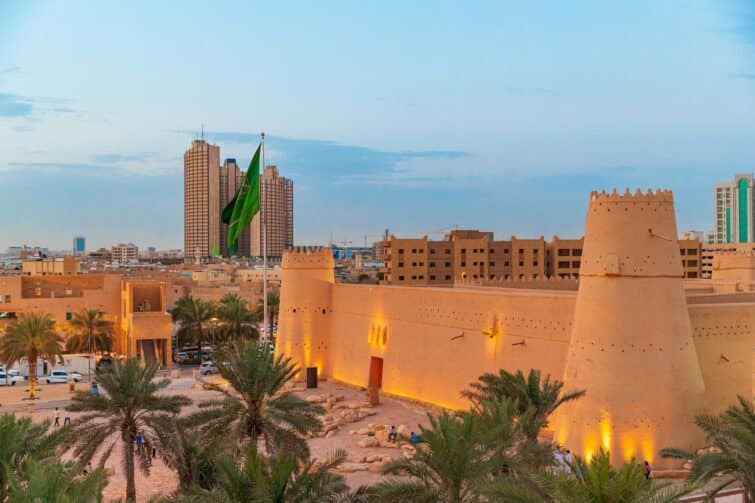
left=387, top=425, right=421, bottom=445
left=132, top=431, right=158, bottom=464
left=553, top=446, right=652, bottom=480
left=53, top=407, right=70, bottom=427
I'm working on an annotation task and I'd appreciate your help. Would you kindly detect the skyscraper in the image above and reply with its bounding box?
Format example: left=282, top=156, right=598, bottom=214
left=219, top=158, right=251, bottom=256
left=72, top=236, right=86, bottom=255
left=714, top=174, right=755, bottom=244
left=184, top=139, right=220, bottom=261
left=251, top=165, right=294, bottom=258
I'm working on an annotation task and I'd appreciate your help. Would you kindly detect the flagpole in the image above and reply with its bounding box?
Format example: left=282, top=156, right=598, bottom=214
left=261, top=132, right=268, bottom=343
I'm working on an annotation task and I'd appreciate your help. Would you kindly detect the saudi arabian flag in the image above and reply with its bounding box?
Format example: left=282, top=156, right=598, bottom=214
left=222, top=143, right=261, bottom=251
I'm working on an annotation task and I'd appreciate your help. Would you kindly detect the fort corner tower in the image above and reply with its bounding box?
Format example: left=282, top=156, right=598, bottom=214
left=555, top=189, right=706, bottom=468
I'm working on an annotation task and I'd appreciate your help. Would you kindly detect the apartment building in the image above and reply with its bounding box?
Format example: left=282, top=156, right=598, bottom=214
left=382, top=231, right=702, bottom=285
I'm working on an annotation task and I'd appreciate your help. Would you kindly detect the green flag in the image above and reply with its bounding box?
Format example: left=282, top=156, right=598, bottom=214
left=223, top=144, right=261, bottom=250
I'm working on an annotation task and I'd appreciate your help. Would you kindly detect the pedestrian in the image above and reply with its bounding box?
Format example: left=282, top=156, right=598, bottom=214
left=644, top=460, right=651, bottom=480
left=409, top=431, right=420, bottom=445
left=53, top=407, right=60, bottom=427
left=554, top=447, right=564, bottom=472
left=563, top=449, right=573, bottom=474
left=135, top=431, right=144, bottom=454
left=388, top=425, right=398, bottom=442
left=151, top=436, right=157, bottom=459
left=63, top=411, right=71, bottom=426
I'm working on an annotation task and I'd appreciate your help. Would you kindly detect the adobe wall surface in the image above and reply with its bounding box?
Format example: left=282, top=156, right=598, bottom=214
left=327, top=284, right=575, bottom=409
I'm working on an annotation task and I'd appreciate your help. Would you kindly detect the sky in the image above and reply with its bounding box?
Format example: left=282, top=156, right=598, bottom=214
left=0, top=0, right=754, bottom=251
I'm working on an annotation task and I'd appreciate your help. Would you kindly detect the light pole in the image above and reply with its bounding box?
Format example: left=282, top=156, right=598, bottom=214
left=88, top=327, right=92, bottom=383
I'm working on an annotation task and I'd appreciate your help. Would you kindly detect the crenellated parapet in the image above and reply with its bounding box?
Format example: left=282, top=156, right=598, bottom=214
left=281, top=246, right=335, bottom=270
left=456, top=275, right=579, bottom=291
left=580, top=188, right=682, bottom=278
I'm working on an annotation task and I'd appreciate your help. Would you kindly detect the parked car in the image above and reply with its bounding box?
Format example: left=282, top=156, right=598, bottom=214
left=0, top=371, right=24, bottom=386
left=45, top=370, right=81, bottom=384
left=200, top=361, right=217, bottom=375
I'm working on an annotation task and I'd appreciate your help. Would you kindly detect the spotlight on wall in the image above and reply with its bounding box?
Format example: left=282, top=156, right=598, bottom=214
left=720, top=353, right=730, bottom=363
left=512, top=339, right=525, bottom=346
left=451, top=332, right=465, bottom=341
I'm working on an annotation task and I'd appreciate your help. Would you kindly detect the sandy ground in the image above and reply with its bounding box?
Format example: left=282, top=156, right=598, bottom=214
left=0, top=377, right=431, bottom=502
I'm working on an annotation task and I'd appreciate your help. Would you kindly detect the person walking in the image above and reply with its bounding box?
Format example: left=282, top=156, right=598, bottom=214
left=135, top=431, right=144, bottom=454
left=63, top=411, right=71, bottom=426
left=151, top=436, right=157, bottom=459
left=53, top=407, right=60, bottom=427
left=563, top=449, right=573, bottom=474
left=388, top=425, right=398, bottom=442
left=644, top=460, right=651, bottom=480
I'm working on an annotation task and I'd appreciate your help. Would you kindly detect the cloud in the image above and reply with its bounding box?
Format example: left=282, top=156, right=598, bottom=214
left=89, top=152, right=160, bottom=164
left=729, top=72, right=755, bottom=80
left=0, top=65, right=20, bottom=75
left=0, top=92, right=78, bottom=119
left=173, top=130, right=469, bottom=184
left=0, top=93, right=33, bottom=117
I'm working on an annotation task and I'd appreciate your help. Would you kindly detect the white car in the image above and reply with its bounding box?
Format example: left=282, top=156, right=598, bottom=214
left=0, top=371, right=24, bottom=386
left=200, top=361, right=217, bottom=375
left=45, top=370, right=82, bottom=384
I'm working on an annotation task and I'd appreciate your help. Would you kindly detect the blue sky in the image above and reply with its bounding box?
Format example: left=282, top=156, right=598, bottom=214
left=1, top=0, right=754, bottom=250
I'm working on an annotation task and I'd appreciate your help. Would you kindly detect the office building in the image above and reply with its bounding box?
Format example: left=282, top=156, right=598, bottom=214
left=72, top=236, right=86, bottom=256
left=251, top=165, right=294, bottom=259
left=111, top=243, right=139, bottom=264
left=184, top=139, right=220, bottom=261
left=714, top=174, right=755, bottom=244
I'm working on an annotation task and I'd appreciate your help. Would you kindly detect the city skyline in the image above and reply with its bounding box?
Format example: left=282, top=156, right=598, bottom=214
left=1, top=1, right=755, bottom=250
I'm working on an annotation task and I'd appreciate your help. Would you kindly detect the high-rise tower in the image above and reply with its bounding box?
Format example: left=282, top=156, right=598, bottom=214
left=218, top=158, right=250, bottom=256
left=251, top=165, right=294, bottom=258
left=554, top=189, right=706, bottom=468
left=184, top=139, right=220, bottom=262
left=714, top=174, right=755, bottom=244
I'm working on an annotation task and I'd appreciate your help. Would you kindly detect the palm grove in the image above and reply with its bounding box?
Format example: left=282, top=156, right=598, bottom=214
left=0, top=309, right=753, bottom=501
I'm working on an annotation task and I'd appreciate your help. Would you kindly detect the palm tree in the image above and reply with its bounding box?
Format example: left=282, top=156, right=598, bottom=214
left=254, top=291, right=280, bottom=341
left=65, top=309, right=115, bottom=382
left=7, top=459, right=107, bottom=503
left=173, top=444, right=348, bottom=502
left=463, top=368, right=585, bottom=469
left=171, top=296, right=216, bottom=365
left=463, top=369, right=586, bottom=432
left=187, top=340, right=323, bottom=462
left=661, top=395, right=755, bottom=501
left=216, top=294, right=258, bottom=341
left=0, top=414, right=72, bottom=500
left=373, top=411, right=490, bottom=503
left=0, top=312, right=64, bottom=399
left=152, top=417, right=225, bottom=493
left=504, top=449, right=696, bottom=503
left=67, top=358, right=191, bottom=502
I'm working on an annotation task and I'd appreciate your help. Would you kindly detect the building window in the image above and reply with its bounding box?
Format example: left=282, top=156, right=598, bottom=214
left=418, top=275, right=424, bottom=280
left=430, top=262, right=435, bottom=268
left=4, top=295, right=9, bottom=303
left=688, top=272, right=698, bottom=278
left=430, top=275, right=436, bottom=280
left=398, top=275, right=404, bottom=281
left=399, top=249, right=404, bottom=254
left=473, top=261, right=478, bottom=266
left=490, top=261, right=495, bottom=266
left=518, top=261, right=524, bottom=266
left=430, top=249, right=436, bottom=254
left=558, top=261, right=570, bottom=268
left=412, top=262, right=417, bottom=267
left=419, top=262, right=424, bottom=266
left=533, top=261, right=539, bottom=266
left=504, top=249, right=509, bottom=254
left=461, top=262, right=466, bottom=267
left=398, top=262, right=404, bottom=267
left=489, top=248, right=495, bottom=253
left=572, top=249, right=582, bottom=256
left=445, top=249, right=451, bottom=254
left=66, top=312, right=72, bottom=321
left=504, top=261, right=510, bottom=266
left=445, top=261, right=451, bottom=267
left=558, top=249, right=569, bottom=256
left=687, top=260, right=698, bottom=267
left=445, top=275, right=451, bottom=280
left=688, top=248, right=698, bottom=256
left=572, top=261, right=581, bottom=268
left=411, top=275, right=417, bottom=280
left=680, top=249, right=686, bottom=256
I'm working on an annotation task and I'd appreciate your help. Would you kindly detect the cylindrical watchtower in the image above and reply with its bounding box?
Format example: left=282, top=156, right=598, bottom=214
left=275, top=246, right=334, bottom=379
left=554, top=189, right=705, bottom=468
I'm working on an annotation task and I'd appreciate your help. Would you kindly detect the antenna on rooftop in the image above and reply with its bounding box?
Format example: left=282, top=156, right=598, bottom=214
left=201, top=124, right=205, bottom=140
